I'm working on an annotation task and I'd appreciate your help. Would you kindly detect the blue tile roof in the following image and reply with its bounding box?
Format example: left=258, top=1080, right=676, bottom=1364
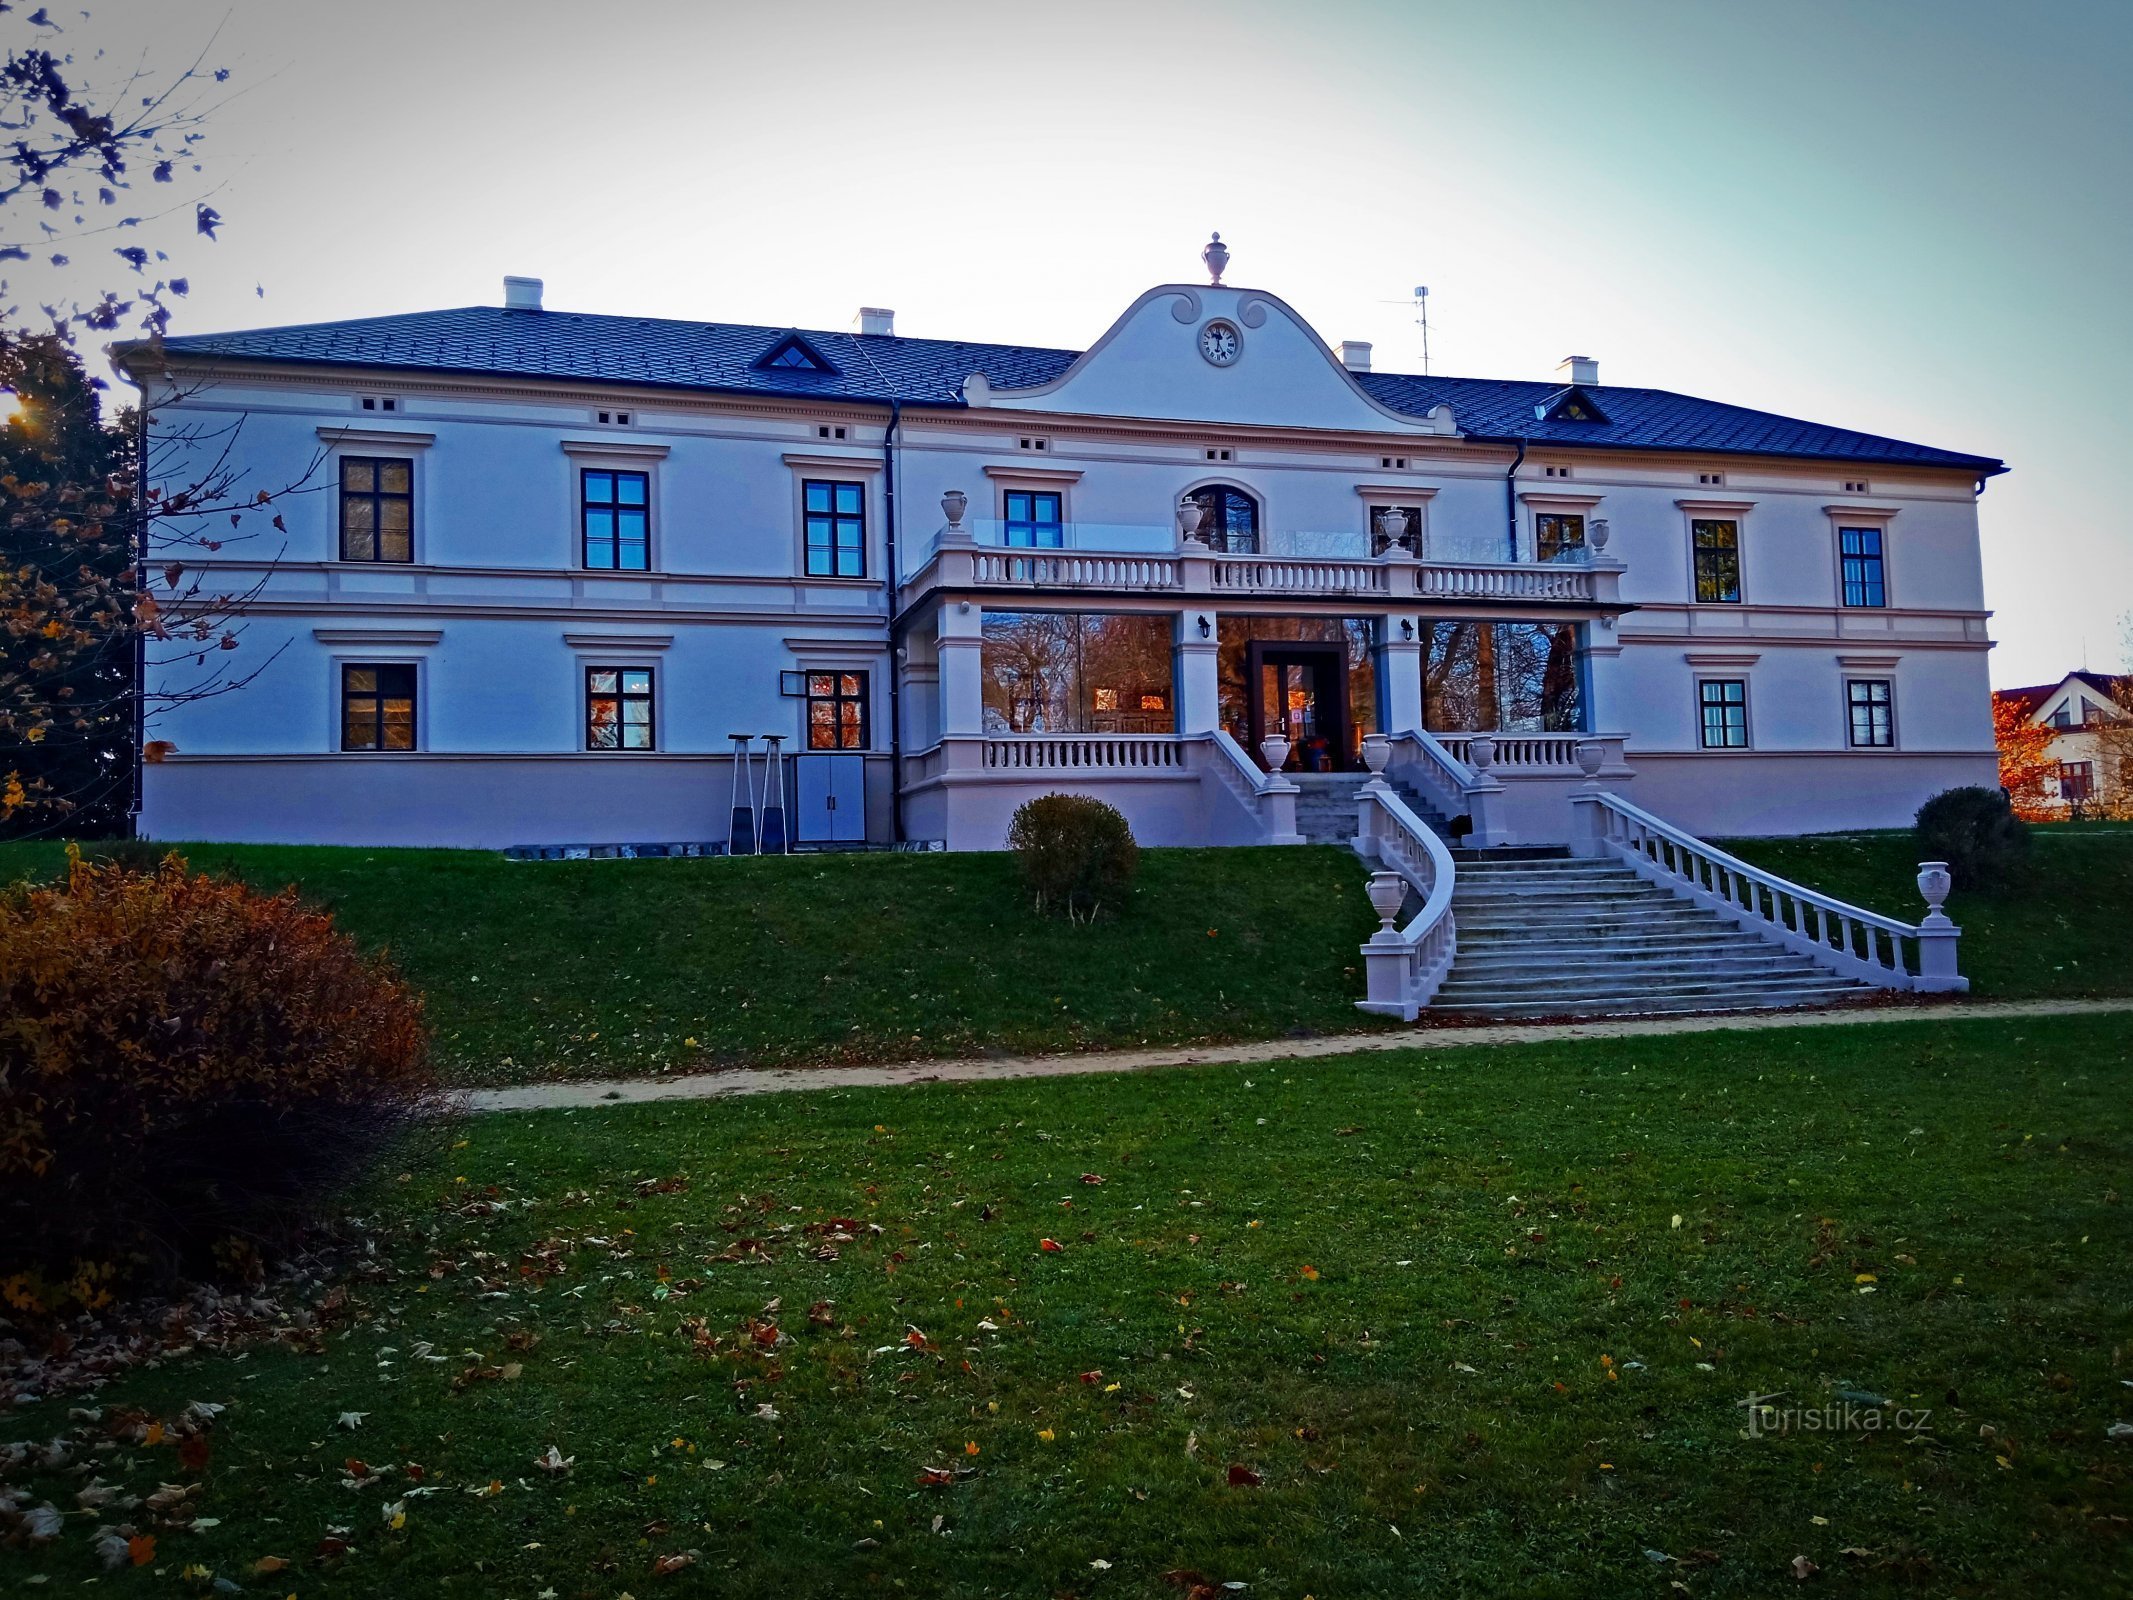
left=147, top=304, right=2004, bottom=474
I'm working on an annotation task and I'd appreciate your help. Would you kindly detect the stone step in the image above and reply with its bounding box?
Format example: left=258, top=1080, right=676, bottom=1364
left=1441, top=955, right=1835, bottom=990
left=1453, top=928, right=1779, bottom=953
left=1454, top=909, right=1727, bottom=933
left=1430, top=984, right=1868, bottom=1020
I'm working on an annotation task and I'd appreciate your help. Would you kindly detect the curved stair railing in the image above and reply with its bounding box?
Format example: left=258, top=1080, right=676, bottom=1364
left=1198, top=729, right=1303, bottom=845
left=1353, top=783, right=1459, bottom=1019
left=1573, top=789, right=1966, bottom=992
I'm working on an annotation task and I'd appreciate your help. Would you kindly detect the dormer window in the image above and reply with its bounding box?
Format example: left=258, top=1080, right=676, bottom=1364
left=753, top=331, right=839, bottom=374
left=1537, top=386, right=1609, bottom=424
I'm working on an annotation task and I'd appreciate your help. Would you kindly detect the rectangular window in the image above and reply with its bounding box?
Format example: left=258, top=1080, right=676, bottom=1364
left=1419, top=621, right=1585, bottom=733
left=1536, top=513, right=1586, bottom=563
left=1698, top=678, right=1748, bottom=748
left=1003, top=490, right=1064, bottom=549
left=804, top=480, right=866, bottom=577
left=1368, top=505, right=1421, bottom=556
left=1846, top=678, right=1893, bottom=747
left=1839, top=527, right=1886, bottom=608
left=587, top=667, right=654, bottom=750
left=805, top=671, right=869, bottom=749
left=1692, top=519, right=1741, bottom=603
left=340, top=663, right=416, bottom=751
left=340, top=457, right=413, bottom=562
left=981, top=612, right=1176, bottom=735
left=2050, top=705, right=2072, bottom=729
left=582, top=469, right=650, bottom=571
left=2059, top=761, right=2095, bottom=803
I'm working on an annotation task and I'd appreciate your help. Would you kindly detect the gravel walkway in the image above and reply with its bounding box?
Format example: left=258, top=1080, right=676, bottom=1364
left=460, top=996, right=2131, bottom=1115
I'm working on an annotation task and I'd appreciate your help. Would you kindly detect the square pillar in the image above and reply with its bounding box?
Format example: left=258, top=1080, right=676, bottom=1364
left=1381, top=613, right=1423, bottom=735
left=937, top=601, right=986, bottom=737
left=1176, top=609, right=1220, bottom=734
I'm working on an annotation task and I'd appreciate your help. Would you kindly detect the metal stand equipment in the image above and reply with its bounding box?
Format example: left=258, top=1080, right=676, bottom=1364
left=726, top=733, right=757, bottom=856
left=758, top=733, right=790, bottom=855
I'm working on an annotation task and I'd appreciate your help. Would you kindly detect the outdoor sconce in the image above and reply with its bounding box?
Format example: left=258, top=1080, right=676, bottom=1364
left=1400, top=618, right=1415, bottom=640
left=1197, top=614, right=1212, bottom=639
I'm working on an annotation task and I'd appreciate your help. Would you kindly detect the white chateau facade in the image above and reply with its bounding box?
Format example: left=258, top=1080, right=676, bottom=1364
left=121, top=245, right=2005, bottom=856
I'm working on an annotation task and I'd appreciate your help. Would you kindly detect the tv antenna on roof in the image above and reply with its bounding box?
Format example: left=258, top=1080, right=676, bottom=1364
left=1377, top=285, right=1431, bottom=375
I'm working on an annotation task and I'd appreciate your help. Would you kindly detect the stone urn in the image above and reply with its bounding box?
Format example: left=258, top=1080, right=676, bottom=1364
left=941, top=489, right=968, bottom=529
left=1361, top=733, right=1392, bottom=778
left=1365, top=869, right=1406, bottom=932
left=1177, top=497, right=1208, bottom=545
left=1574, top=738, right=1606, bottom=784
left=1916, top=860, right=1953, bottom=920
left=1373, top=506, right=1411, bottom=554
left=1202, top=231, right=1230, bottom=286
left=1467, top=735, right=1497, bottom=772
left=1589, top=517, right=1611, bottom=555
left=1259, top=734, right=1292, bottom=774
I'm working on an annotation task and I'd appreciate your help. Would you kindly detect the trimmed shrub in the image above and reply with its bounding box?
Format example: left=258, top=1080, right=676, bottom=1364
left=0, top=849, right=435, bottom=1307
left=1915, top=785, right=2030, bottom=891
left=1006, top=794, right=1139, bottom=921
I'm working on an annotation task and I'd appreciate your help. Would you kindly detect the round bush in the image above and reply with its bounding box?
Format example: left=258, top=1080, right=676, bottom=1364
left=1006, top=794, right=1140, bottom=921
left=1914, top=785, right=2030, bottom=891
left=0, top=849, right=436, bottom=1305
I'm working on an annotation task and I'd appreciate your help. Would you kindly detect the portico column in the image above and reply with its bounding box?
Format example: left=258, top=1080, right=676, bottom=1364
left=937, top=601, right=986, bottom=737
left=1381, top=612, right=1423, bottom=735
left=1580, top=618, right=1633, bottom=779
left=1176, top=609, right=1220, bottom=733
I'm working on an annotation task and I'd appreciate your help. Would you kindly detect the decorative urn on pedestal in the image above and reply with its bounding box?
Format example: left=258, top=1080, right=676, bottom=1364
left=1177, top=497, right=1208, bottom=546
left=1374, top=506, right=1412, bottom=555
left=1259, top=735, right=1292, bottom=774
left=941, top=489, right=968, bottom=530
left=1467, top=735, right=1497, bottom=772
left=1574, top=738, right=1606, bottom=787
left=1201, top=231, right=1230, bottom=286
left=1916, top=861, right=1954, bottom=922
left=1366, top=869, right=1406, bottom=934
left=1361, top=733, right=1392, bottom=784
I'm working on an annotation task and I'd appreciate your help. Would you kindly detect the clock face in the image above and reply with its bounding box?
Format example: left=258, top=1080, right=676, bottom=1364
left=1199, top=319, right=1241, bottom=366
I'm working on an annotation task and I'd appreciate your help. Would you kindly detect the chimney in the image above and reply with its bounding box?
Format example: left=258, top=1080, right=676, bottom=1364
left=855, top=306, right=894, bottom=337
left=1338, top=340, right=1372, bottom=373
left=503, top=275, right=544, bottom=312
left=1558, top=354, right=1598, bottom=387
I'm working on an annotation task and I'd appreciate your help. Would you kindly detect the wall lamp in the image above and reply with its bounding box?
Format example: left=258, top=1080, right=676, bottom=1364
left=1196, top=614, right=1212, bottom=639
left=1399, top=618, right=1415, bottom=640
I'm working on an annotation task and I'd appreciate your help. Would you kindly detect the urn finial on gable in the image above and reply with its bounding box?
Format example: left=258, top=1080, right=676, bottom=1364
left=1201, top=231, right=1229, bottom=286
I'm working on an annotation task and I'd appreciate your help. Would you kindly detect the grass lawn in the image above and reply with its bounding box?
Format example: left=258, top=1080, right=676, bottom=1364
left=1725, top=824, right=2133, bottom=1001
left=0, top=843, right=1385, bottom=1085
left=2, top=1015, right=2128, bottom=1597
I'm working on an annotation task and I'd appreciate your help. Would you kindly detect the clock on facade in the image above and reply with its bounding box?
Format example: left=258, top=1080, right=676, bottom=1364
left=1198, top=319, right=1241, bottom=366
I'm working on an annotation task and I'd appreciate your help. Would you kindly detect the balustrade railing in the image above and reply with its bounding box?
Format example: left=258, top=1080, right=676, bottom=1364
left=1574, top=790, right=1965, bottom=992
left=1382, top=729, right=1478, bottom=819
left=1355, top=784, right=1459, bottom=1019
left=1416, top=561, right=1596, bottom=602
left=1209, top=556, right=1390, bottom=595
left=970, top=551, right=1181, bottom=589
left=981, top=734, right=1188, bottom=773
left=1437, top=732, right=1588, bottom=772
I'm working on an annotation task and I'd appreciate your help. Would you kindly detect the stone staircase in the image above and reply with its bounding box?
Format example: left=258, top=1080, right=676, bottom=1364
left=1432, top=852, right=1871, bottom=1018
left=1294, top=772, right=1453, bottom=845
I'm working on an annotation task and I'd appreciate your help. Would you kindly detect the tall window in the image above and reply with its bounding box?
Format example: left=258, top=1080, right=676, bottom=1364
left=1698, top=678, right=1748, bottom=748
left=805, top=671, right=869, bottom=749
left=1846, top=678, right=1893, bottom=747
left=1420, top=621, right=1584, bottom=733
left=1535, top=513, right=1585, bottom=563
left=341, top=664, right=416, bottom=751
left=1839, top=527, right=1886, bottom=608
left=1003, top=490, right=1064, bottom=549
left=982, top=612, right=1175, bottom=735
left=582, top=469, right=650, bottom=571
left=1188, top=484, right=1259, bottom=554
left=1692, top=519, right=1741, bottom=603
left=587, top=667, right=654, bottom=750
left=340, top=457, right=413, bottom=562
left=804, top=480, right=866, bottom=577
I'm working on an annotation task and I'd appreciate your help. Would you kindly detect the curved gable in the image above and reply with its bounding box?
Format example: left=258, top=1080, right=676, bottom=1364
left=974, top=284, right=1455, bottom=435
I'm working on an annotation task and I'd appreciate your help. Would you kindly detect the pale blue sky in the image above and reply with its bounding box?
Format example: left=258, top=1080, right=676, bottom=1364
left=73, top=0, right=2133, bottom=684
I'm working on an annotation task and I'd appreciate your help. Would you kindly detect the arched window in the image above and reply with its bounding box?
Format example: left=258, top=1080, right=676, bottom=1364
left=1189, top=484, right=1260, bottom=554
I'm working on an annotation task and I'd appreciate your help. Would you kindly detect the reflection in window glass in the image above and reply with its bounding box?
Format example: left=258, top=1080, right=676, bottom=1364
left=1215, top=616, right=1378, bottom=766
left=981, top=612, right=1174, bottom=734
left=1420, top=622, right=1583, bottom=733
left=587, top=667, right=654, bottom=750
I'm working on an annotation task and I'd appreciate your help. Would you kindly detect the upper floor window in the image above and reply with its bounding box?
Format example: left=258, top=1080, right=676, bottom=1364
left=805, top=670, right=869, bottom=749
left=340, top=457, right=413, bottom=562
left=1692, top=519, right=1741, bottom=603
left=1839, top=527, right=1886, bottom=608
left=1698, top=678, right=1748, bottom=748
left=341, top=663, right=416, bottom=751
left=1536, top=513, right=1586, bottom=563
left=803, top=480, right=867, bottom=577
left=2050, top=705, right=2073, bottom=730
left=1846, top=678, right=1893, bottom=747
left=1188, top=484, right=1259, bottom=554
left=587, top=667, right=655, bottom=750
left=1004, top=490, right=1063, bottom=549
left=582, top=469, right=650, bottom=571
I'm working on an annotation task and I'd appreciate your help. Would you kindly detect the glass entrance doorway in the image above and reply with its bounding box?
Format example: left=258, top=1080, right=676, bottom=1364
left=1246, top=642, right=1351, bottom=772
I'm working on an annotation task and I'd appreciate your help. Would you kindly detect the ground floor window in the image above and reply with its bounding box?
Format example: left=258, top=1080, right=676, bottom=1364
left=2059, top=760, right=2095, bottom=803
left=806, top=670, right=870, bottom=749
left=1216, top=616, right=1377, bottom=771
left=1699, top=678, right=1749, bottom=749
left=981, top=612, right=1174, bottom=734
left=340, top=663, right=416, bottom=751
left=587, top=667, right=655, bottom=750
left=1846, top=677, right=1893, bottom=748
left=1420, top=621, right=1582, bottom=734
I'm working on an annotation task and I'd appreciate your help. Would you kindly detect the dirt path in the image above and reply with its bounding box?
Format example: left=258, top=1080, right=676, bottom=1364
left=459, top=996, right=2131, bottom=1114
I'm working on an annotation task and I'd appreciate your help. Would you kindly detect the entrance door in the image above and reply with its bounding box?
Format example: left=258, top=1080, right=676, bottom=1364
left=1245, top=642, right=1350, bottom=772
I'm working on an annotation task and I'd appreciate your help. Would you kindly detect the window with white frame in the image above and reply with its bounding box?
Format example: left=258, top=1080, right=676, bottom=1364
left=1846, top=678, right=1893, bottom=747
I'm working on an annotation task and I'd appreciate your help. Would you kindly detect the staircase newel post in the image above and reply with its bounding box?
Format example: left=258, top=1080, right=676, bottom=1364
left=1360, top=870, right=1417, bottom=1019
left=1912, top=860, right=1967, bottom=992
left=1462, top=735, right=1509, bottom=849
left=1357, top=733, right=1392, bottom=845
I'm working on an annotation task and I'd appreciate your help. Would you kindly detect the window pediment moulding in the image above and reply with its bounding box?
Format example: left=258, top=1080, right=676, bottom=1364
left=1675, top=497, right=1756, bottom=515
left=315, top=426, right=435, bottom=451
left=312, top=627, right=442, bottom=646
left=561, top=631, right=674, bottom=651
left=1822, top=504, right=1902, bottom=521
left=560, top=438, right=671, bottom=461
left=1517, top=490, right=1604, bottom=511
left=781, top=451, right=884, bottom=475
left=1683, top=650, right=1762, bottom=668
left=980, top=464, right=1085, bottom=484
left=1354, top=484, right=1441, bottom=502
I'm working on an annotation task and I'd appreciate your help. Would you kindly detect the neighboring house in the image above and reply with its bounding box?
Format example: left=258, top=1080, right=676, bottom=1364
left=1995, top=672, right=2131, bottom=816
left=113, top=242, right=2006, bottom=853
